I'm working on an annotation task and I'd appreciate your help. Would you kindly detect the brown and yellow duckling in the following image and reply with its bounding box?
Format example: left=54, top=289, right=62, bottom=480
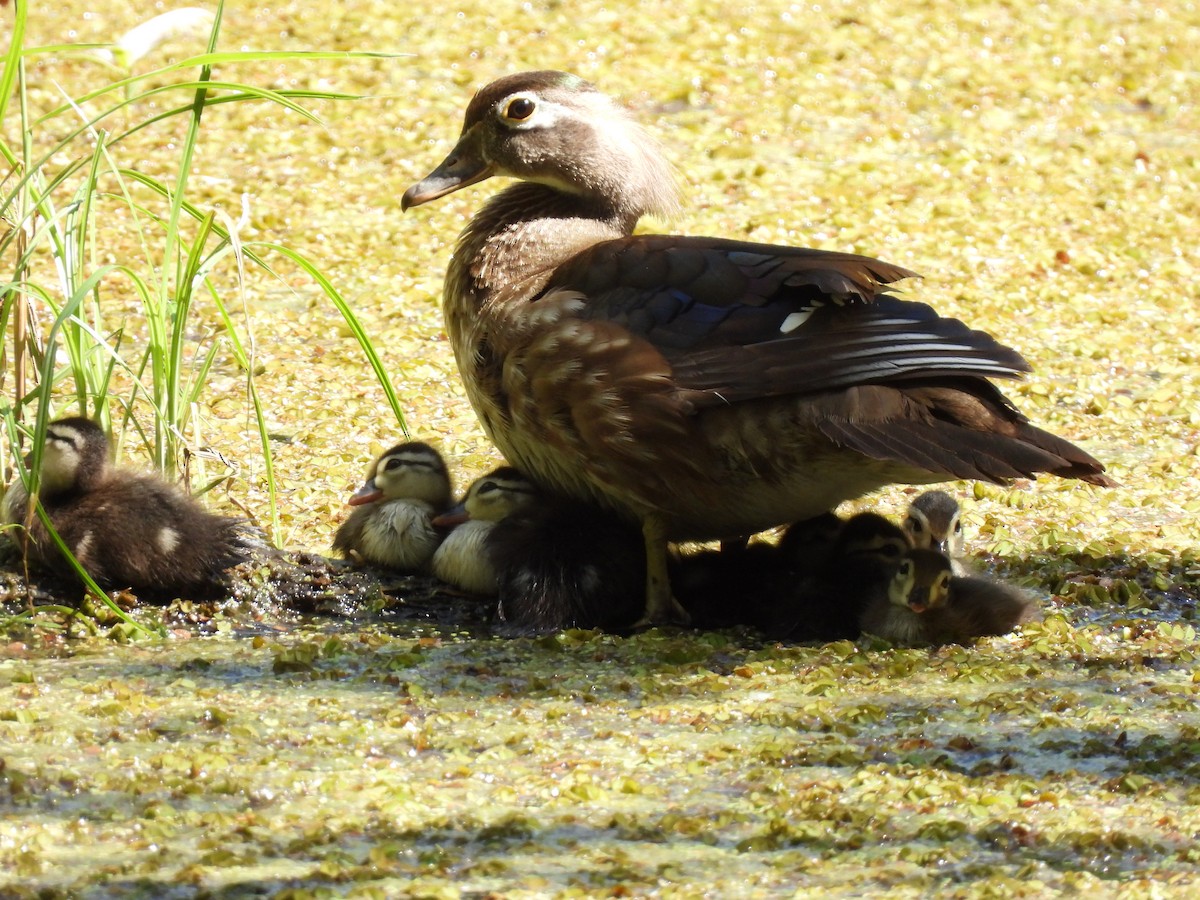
left=2, top=416, right=253, bottom=601
left=858, top=547, right=1042, bottom=646
left=430, top=467, right=540, bottom=595
left=763, top=512, right=914, bottom=641
left=332, top=441, right=452, bottom=570
left=402, top=70, right=1112, bottom=628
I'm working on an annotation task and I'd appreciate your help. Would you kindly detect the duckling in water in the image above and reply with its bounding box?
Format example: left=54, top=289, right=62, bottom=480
left=859, top=547, right=1042, bottom=646
left=332, top=441, right=452, bottom=571
left=903, top=490, right=970, bottom=575
left=488, top=499, right=646, bottom=635
left=430, top=467, right=539, bottom=595
left=2, top=416, right=254, bottom=601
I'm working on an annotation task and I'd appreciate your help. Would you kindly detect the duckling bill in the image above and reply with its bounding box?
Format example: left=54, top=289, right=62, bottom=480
left=429, top=466, right=539, bottom=595
left=3, top=416, right=254, bottom=601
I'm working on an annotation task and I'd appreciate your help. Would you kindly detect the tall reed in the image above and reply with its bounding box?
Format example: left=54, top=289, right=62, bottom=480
left=1, top=3, right=407, bottom=628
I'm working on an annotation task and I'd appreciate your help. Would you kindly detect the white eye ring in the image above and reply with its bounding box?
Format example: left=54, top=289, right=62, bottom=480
left=502, top=94, right=537, bottom=122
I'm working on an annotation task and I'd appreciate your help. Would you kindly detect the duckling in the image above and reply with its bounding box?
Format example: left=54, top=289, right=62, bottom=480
left=903, top=490, right=970, bottom=574
left=332, top=441, right=452, bottom=570
left=403, top=71, right=1113, bottom=627
left=429, top=467, right=539, bottom=595
left=927, top=573, right=1043, bottom=642
left=488, top=499, right=646, bottom=635
left=765, top=512, right=915, bottom=641
left=857, top=548, right=954, bottom=645
left=859, top=548, right=1042, bottom=646
left=2, top=416, right=253, bottom=601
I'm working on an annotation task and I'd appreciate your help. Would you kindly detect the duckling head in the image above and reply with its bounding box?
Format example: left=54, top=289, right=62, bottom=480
left=834, top=512, right=911, bottom=565
left=903, top=490, right=964, bottom=557
left=889, top=549, right=953, bottom=613
left=349, top=441, right=451, bottom=508
left=462, top=466, right=540, bottom=523
left=37, top=417, right=111, bottom=498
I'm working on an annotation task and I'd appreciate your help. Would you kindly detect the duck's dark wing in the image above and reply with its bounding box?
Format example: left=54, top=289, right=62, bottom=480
left=550, top=236, right=1027, bottom=397
left=534, top=235, right=1112, bottom=487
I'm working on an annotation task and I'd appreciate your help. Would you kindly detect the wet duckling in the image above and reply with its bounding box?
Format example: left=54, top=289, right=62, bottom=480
left=488, top=499, right=646, bottom=635
left=903, top=490, right=970, bottom=574
left=2, top=416, right=253, bottom=601
left=430, top=467, right=539, bottom=595
left=332, top=441, right=452, bottom=571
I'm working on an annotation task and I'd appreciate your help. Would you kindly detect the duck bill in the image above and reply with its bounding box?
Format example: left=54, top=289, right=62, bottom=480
left=401, top=129, right=493, bottom=210
left=907, top=592, right=930, bottom=614
left=432, top=502, right=469, bottom=529
left=348, top=479, right=383, bottom=507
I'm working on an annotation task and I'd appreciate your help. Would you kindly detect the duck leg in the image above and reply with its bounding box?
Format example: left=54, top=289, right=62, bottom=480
left=635, top=513, right=691, bottom=628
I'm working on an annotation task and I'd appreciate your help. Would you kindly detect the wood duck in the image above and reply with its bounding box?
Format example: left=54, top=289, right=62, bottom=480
left=487, top=498, right=646, bottom=635
left=671, top=539, right=784, bottom=630
left=929, top=571, right=1043, bottom=642
left=903, top=490, right=970, bottom=574
left=858, top=547, right=1042, bottom=645
left=429, top=466, right=539, bottom=594
left=402, top=70, right=1114, bottom=626
left=2, top=416, right=253, bottom=601
left=332, top=441, right=452, bottom=570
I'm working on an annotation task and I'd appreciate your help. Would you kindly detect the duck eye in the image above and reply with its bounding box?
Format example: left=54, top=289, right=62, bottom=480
left=904, top=516, right=923, bottom=534
left=953, top=520, right=963, bottom=534
left=898, top=560, right=912, bottom=577
left=384, top=458, right=402, bottom=471
left=505, top=97, right=536, bottom=121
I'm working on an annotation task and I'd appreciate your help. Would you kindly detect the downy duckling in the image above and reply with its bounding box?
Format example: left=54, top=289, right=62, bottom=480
left=332, top=441, right=452, bottom=570
left=762, top=512, right=914, bottom=641
left=430, top=467, right=539, bottom=595
left=488, top=499, right=646, bottom=635
left=927, top=573, right=1043, bottom=642
left=903, top=490, right=970, bottom=574
left=857, top=548, right=954, bottom=645
left=859, top=548, right=1042, bottom=646
left=2, top=416, right=253, bottom=601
